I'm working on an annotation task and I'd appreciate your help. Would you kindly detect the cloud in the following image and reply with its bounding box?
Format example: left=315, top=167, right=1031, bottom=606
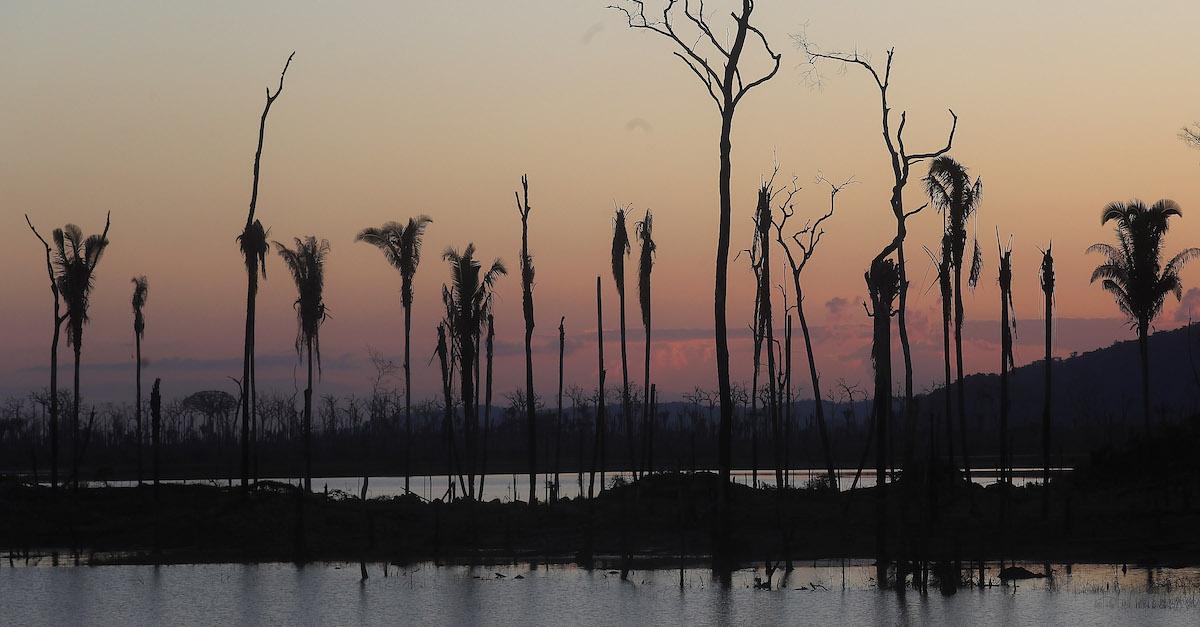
left=825, top=296, right=850, bottom=317
left=624, top=118, right=653, bottom=133
left=581, top=22, right=603, bottom=45
left=1176, top=288, right=1200, bottom=323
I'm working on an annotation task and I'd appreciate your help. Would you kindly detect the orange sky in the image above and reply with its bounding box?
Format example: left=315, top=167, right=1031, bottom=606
left=4, top=1, right=1200, bottom=403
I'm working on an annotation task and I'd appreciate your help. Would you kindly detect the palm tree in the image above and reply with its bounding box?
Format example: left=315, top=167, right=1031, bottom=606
left=131, top=276, right=149, bottom=486
left=25, top=215, right=67, bottom=492
left=52, top=215, right=112, bottom=492
left=1088, top=199, right=1200, bottom=433
left=635, top=211, right=656, bottom=475
left=356, top=215, right=432, bottom=494
left=926, top=155, right=982, bottom=483
left=442, top=243, right=506, bottom=499
left=610, top=208, right=636, bottom=480
left=1039, top=244, right=1054, bottom=519
left=515, top=176, right=537, bottom=505
left=274, top=236, right=330, bottom=493
left=239, top=52, right=293, bottom=490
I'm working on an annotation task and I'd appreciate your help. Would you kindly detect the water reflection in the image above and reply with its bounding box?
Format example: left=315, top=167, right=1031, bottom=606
left=3, top=561, right=1197, bottom=625
left=92, top=467, right=1069, bottom=502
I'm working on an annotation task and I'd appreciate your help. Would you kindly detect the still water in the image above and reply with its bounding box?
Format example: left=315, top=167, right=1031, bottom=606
left=102, top=467, right=1067, bottom=502
left=2, top=560, right=1196, bottom=626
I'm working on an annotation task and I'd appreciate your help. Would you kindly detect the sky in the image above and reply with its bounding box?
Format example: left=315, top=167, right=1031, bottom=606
left=3, top=1, right=1200, bottom=404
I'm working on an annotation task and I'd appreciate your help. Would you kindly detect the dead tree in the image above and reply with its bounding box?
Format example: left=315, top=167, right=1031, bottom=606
left=239, top=52, right=294, bottom=491
left=798, top=38, right=956, bottom=470
left=25, top=216, right=66, bottom=493
left=866, top=256, right=900, bottom=586
left=774, top=175, right=851, bottom=489
left=516, top=175, right=538, bottom=505
left=612, top=0, right=781, bottom=573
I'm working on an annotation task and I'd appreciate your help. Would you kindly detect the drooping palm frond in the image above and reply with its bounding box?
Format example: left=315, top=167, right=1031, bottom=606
left=274, top=236, right=331, bottom=373
left=357, top=216, right=433, bottom=308
left=925, top=155, right=983, bottom=271
left=51, top=217, right=111, bottom=349
left=131, top=276, right=149, bottom=338
left=611, top=208, right=630, bottom=293
left=442, top=243, right=507, bottom=356
left=968, top=239, right=983, bottom=289
left=635, top=210, right=656, bottom=329
left=238, top=219, right=269, bottom=279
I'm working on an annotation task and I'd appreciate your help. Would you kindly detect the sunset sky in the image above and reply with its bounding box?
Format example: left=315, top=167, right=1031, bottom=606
left=4, top=1, right=1200, bottom=404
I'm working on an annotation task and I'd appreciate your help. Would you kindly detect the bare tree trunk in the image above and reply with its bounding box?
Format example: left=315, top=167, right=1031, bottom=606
left=479, top=314, right=495, bottom=499
left=152, top=378, right=161, bottom=500
left=953, top=264, right=972, bottom=484
left=404, top=299, right=413, bottom=495
left=590, top=277, right=607, bottom=498
left=135, top=332, right=143, bottom=486
left=1041, top=249, right=1053, bottom=519
left=1139, top=322, right=1151, bottom=436
left=555, top=317, right=565, bottom=501
left=304, top=337, right=313, bottom=493
left=795, top=290, right=836, bottom=489
left=72, top=345, right=81, bottom=492
left=517, top=176, right=538, bottom=506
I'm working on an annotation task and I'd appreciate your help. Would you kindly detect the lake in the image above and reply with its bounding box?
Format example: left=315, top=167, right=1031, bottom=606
left=2, top=560, right=1196, bottom=626
left=98, top=467, right=1068, bottom=502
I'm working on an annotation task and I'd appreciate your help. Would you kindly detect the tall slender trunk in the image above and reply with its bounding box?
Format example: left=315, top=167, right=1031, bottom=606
left=618, top=282, right=635, bottom=481
left=867, top=265, right=894, bottom=586
left=72, top=344, right=81, bottom=492
left=404, top=301, right=413, bottom=494
left=152, top=379, right=161, bottom=500
left=940, top=271, right=954, bottom=470
left=479, top=314, right=494, bottom=499
left=555, top=317, right=565, bottom=500
left=953, top=264, right=972, bottom=484
left=591, top=277, right=607, bottom=497
left=134, top=330, right=143, bottom=486
left=794, top=285, right=836, bottom=489
left=784, top=314, right=793, bottom=489
left=895, top=239, right=916, bottom=472
left=519, top=183, right=537, bottom=506
left=304, top=337, right=313, bottom=493
left=1139, top=322, right=1151, bottom=435
left=642, top=297, right=652, bottom=477
left=1000, top=274, right=1011, bottom=487
left=714, top=111, right=735, bottom=573
left=242, top=272, right=257, bottom=490
left=50, top=315, right=61, bottom=493
left=1041, top=266, right=1052, bottom=519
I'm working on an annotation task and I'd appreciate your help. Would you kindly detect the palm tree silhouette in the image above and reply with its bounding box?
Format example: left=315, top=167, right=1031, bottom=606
left=274, top=236, right=330, bottom=493
left=925, top=155, right=982, bottom=483
left=25, top=215, right=67, bottom=492
left=635, top=210, right=656, bottom=476
left=239, top=52, right=293, bottom=490
left=1088, top=199, right=1200, bottom=433
left=51, top=214, right=112, bottom=492
left=610, top=208, right=636, bottom=479
left=442, top=243, right=506, bottom=499
left=356, top=215, right=432, bottom=494
left=131, top=276, right=149, bottom=486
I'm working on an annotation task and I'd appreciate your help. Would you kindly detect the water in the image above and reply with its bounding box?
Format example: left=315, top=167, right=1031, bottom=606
left=2, top=560, right=1196, bottom=626
left=96, top=467, right=1069, bottom=502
